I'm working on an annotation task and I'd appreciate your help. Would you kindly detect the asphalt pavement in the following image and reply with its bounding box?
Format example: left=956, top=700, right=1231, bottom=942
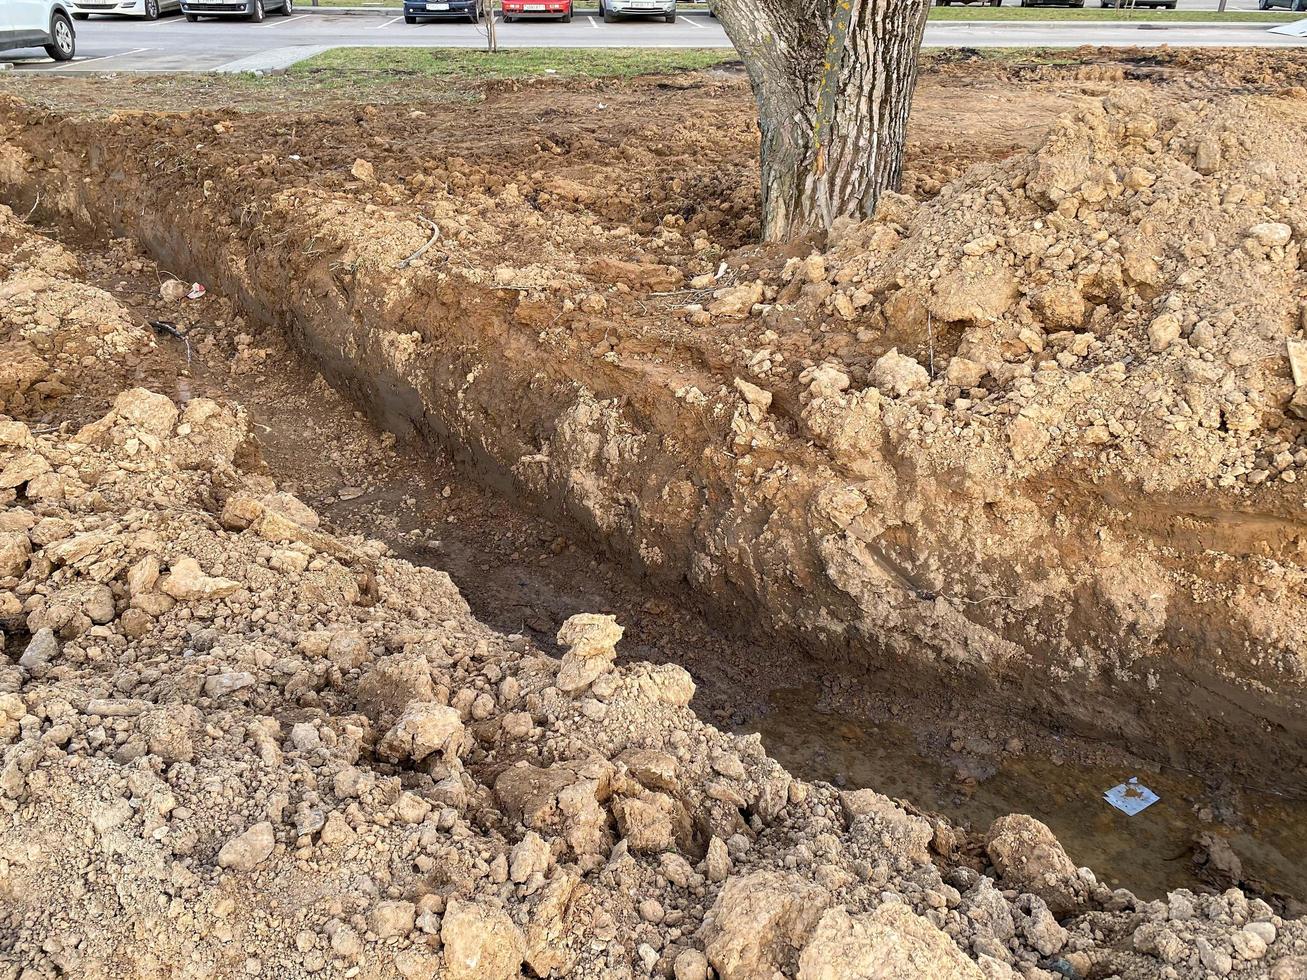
left=1, top=3, right=1303, bottom=74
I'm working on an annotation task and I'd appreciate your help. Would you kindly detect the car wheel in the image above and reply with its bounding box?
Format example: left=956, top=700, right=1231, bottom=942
left=404, top=13, right=417, bottom=20
left=603, top=9, right=615, bottom=19
left=144, top=0, right=160, bottom=18
left=280, top=0, right=293, bottom=14
left=664, top=10, right=674, bottom=19
left=562, top=10, right=571, bottom=19
left=250, top=0, right=264, bottom=20
left=468, top=6, right=479, bottom=21
left=45, top=11, right=76, bottom=61
left=185, top=11, right=198, bottom=18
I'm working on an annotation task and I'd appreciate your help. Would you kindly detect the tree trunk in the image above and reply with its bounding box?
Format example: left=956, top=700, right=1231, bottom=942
left=714, top=0, right=930, bottom=242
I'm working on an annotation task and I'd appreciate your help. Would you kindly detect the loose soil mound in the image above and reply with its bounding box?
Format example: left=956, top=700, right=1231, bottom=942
left=1, top=207, right=1304, bottom=980
left=3, top=53, right=1301, bottom=784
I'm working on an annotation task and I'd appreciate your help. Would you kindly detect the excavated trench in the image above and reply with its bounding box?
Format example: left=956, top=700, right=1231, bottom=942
left=4, top=100, right=1307, bottom=907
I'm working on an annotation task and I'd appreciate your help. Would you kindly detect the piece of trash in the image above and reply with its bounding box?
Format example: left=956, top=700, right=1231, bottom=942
left=1103, top=777, right=1159, bottom=816
left=545, top=69, right=557, bottom=75
left=186, top=283, right=206, bottom=300
left=289, top=154, right=301, bottom=161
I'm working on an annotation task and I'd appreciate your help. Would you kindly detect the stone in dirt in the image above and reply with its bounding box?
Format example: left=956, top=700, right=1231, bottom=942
left=18, top=627, right=58, bottom=669
left=158, top=557, right=241, bottom=601
left=798, top=904, right=984, bottom=980
left=217, top=821, right=276, bottom=871
left=377, top=702, right=465, bottom=764
left=555, top=612, right=623, bottom=693
left=440, top=898, right=526, bottom=980
left=872, top=348, right=930, bottom=398
left=985, top=814, right=1082, bottom=916
left=702, top=870, right=829, bottom=979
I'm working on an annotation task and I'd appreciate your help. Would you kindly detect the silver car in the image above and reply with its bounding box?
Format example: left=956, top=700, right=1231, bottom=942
left=69, top=0, right=180, bottom=18
left=181, top=0, right=292, bottom=19
left=599, top=0, right=676, bottom=23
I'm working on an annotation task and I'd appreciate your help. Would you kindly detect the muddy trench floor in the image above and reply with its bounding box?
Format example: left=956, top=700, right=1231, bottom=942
left=17, top=215, right=1306, bottom=912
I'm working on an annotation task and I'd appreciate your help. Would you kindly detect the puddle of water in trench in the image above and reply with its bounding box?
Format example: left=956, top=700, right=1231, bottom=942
left=742, top=686, right=1307, bottom=904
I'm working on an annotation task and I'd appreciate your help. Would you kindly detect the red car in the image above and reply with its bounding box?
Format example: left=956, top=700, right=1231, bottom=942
left=501, top=0, right=571, bottom=20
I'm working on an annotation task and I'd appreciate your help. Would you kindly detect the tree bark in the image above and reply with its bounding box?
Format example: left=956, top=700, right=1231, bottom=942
left=714, top=0, right=930, bottom=242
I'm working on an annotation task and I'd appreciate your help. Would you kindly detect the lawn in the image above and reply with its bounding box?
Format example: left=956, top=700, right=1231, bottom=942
left=291, top=46, right=738, bottom=78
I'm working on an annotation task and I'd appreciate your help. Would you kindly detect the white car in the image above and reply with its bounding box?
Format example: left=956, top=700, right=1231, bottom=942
left=0, top=0, right=76, bottom=61
left=69, top=0, right=181, bottom=18
left=598, top=0, right=675, bottom=20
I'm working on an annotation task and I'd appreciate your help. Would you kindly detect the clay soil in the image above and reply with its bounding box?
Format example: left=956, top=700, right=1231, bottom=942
left=1, top=45, right=1306, bottom=909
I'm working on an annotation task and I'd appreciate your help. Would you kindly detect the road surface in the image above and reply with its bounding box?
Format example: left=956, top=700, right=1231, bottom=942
left=1, top=7, right=1303, bottom=73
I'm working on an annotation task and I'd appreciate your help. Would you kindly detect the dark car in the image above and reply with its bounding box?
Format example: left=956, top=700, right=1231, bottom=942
left=1017, top=0, right=1085, bottom=6
left=181, top=0, right=292, bottom=21
left=1259, top=0, right=1307, bottom=9
left=404, top=0, right=480, bottom=22
left=1098, top=0, right=1176, bottom=7
left=935, top=1, right=1002, bottom=6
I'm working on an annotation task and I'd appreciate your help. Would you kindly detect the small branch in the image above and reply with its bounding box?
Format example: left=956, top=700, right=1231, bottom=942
left=23, top=194, right=40, bottom=222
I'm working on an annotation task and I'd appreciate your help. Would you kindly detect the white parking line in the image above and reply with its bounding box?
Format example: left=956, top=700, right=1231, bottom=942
left=681, top=13, right=704, bottom=26
left=258, top=12, right=308, bottom=26
left=371, top=14, right=403, bottom=26
left=73, top=46, right=153, bottom=65
left=586, top=13, right=598, bottom=26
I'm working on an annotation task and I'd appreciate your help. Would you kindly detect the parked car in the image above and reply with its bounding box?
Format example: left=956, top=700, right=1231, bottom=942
left=403, top=0, right=480, bottom=22
left=1097, top=0, right=1176, bottom=7
left=1259, top=0, right=1307, bottom=9
left=69, top=0, right=180, bottom=19
left=0, top=0, right=76, bottom=61
left=598, top=0, right=675, bottom=22
left=1017, top=0, right=1085, bottom=6
left=935, top=1, right=1001, bottom=6
left=181, top=0, right=292, bottom=21
left=502, top=0, right=571, bottom=21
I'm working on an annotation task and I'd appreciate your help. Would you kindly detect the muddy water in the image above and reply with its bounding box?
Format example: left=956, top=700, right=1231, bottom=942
left=742, top=686, right=1307, bottom=905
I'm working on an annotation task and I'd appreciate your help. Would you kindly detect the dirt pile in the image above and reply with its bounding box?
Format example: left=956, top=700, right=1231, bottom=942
left=2, top=212, right=1306, bottom=979
left=0, top=67, right=1303, bottom=785
left=0, top=204, right=148, bottom=416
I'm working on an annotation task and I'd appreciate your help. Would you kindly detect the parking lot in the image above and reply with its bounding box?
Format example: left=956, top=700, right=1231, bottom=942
left=2, top=0, right=1304, bottom=73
